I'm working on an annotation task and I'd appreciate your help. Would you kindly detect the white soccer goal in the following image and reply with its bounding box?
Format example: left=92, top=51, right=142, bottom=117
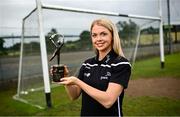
left=14, top=0, right=164, bottom=109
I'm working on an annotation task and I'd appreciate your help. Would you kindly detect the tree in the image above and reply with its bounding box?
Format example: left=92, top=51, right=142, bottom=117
left=0, top=37, right=5, bottom=51
left=79, top=30, right=92, bottom=50
left=0, top=37, right=7, bottom=55
left=116, top=19, right=139, bottom=46
left=8, top=43, right=20, bottom=51
left=63, top=30, right=92, bottom=51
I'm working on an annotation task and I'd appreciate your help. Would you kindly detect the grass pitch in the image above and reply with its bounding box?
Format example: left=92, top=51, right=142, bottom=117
left=0, top=53, right=180, bottom=116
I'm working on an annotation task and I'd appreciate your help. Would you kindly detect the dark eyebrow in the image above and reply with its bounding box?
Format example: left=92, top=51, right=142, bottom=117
left=91, top=33, right=97, bottom=35
left=100, top=31, right=108, bottom=34
left=100, top=31, right=107, bottom=33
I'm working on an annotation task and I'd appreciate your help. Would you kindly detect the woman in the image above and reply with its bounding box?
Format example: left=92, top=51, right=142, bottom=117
left=55, top=18, right=131, bottom=116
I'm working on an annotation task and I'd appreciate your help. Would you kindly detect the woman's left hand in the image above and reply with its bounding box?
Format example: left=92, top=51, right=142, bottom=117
left=59, top=76, right=79, bottom=85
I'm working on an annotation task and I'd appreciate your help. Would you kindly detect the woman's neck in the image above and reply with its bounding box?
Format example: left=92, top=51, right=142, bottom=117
left=98, top=49, right=111, bottom=61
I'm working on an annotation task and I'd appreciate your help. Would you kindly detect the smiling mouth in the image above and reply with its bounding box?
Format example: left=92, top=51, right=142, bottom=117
left=96, top=44, right=104, bottom=47
left=96, top=42, right=105, bottom=46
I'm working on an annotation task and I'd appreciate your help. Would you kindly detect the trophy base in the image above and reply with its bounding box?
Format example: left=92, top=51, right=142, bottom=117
left=52, top=64, right=64, bottom=82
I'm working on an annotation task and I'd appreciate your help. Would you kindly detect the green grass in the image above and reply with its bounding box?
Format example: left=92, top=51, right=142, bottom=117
left=0, top=53, right=180, bottom=116
left=0, top=89, right=39, bottom=116
left=124, top=96, right=180, bottom=116
left=0, top=86, right=81, bottom=116
left=132, top=52, right=180, bottom=79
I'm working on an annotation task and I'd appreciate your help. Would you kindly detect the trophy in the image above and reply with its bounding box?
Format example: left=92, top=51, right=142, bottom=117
left=49, top=33, right=65, bottom=82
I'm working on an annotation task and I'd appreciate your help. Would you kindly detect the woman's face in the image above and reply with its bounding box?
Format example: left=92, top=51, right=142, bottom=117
left=91, top=24, right=113, bottom=53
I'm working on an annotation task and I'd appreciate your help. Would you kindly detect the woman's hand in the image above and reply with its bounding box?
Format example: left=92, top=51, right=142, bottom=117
left=49, top=66, right=54, bottom=76
left=63, top=65, right=69, bottom=77
left=59, top=76, right=79, bottom=85
left=60, top=76, right=81, bottom=100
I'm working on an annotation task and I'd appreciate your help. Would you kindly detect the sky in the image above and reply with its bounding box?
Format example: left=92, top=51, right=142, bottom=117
left=0, top=0, right=180, bottom=47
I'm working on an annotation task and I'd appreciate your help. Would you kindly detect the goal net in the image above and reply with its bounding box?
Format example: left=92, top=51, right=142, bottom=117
left=13, top=8, right=46, bottom=109
left=14, top=0, right=163, bottom=109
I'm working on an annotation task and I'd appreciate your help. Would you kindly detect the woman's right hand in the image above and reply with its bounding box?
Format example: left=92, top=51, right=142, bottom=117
left=49, top=66, right=54, bottom=76
left=63, top=65, right=69, bottom=77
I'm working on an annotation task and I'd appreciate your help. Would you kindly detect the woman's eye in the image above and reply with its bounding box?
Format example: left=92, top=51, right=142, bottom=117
left=101, top=32, right=107, bottom=36
left=92, top=34, right=97, bottom=38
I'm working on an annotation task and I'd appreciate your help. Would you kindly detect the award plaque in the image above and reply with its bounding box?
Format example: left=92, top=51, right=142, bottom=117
left=49, top=33, right=65, bottom=82
left=51, top=64, right=64, bottom=82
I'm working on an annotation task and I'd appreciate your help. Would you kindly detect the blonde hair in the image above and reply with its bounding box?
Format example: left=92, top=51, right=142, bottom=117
left=90, top=18, right=125, bottom=57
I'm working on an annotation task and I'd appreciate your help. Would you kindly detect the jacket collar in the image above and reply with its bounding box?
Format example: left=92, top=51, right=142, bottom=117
left=95, top=50, right=118, bottom=64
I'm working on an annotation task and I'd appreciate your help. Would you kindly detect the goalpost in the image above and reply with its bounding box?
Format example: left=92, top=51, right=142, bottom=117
left=14, top=0, right=164, bottom=109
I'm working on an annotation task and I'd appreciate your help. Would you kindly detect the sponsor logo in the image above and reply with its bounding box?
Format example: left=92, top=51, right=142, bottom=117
left=100, top=76, right=108, bottom=80
left=100, top=71, right=111, bottom=80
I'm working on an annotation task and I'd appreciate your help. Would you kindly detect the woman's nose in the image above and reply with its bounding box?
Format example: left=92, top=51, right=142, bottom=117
left=96, top=35, right=102, bottom=41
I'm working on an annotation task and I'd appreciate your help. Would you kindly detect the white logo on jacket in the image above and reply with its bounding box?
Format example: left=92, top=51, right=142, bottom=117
left=106, top=72, right=111, bottom=77
left=84, top=73, right=90, bottom=77
left=100, top=71, right=111, bottom=80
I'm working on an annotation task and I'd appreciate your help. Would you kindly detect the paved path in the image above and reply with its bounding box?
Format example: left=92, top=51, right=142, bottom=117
left=126, top=78, right=180, bottom=99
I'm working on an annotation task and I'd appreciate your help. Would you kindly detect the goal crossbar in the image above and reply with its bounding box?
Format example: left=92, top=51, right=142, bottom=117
left=42, top=4, right=161, bottom=21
